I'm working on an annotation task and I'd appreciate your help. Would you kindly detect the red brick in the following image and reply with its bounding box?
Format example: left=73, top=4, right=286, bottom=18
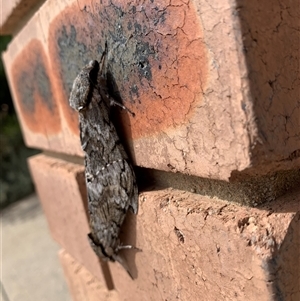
left=2, top=11, right=83, bottom=156
left=59, top=249, right=119, bottom=301
left=5, top=0, right=299, bottom=299
left=27, top=154, right=106, bottom=284
left=27, top=155, right=299, bottom=300
left=3, top=0, right=299, bottom=180
left=108, top=188, right=300, bottom=301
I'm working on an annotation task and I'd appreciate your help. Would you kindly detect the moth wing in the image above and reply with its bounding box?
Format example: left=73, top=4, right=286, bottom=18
left=87, top=159, right=137, bottom=226
left=129, top=175, right=138, bottom=214
left=120, top=160, right=138, bottom=214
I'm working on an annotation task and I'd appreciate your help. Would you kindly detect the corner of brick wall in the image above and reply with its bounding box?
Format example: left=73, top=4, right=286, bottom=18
left=27, top=153, right=300, bottom=300
left=2, top=0, right=300, bottom=300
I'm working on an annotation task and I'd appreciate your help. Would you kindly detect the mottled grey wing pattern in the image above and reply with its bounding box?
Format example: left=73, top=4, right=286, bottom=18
left=69, top=57, right=138, bottom=278
left=87, top=159, right=138, bottom=248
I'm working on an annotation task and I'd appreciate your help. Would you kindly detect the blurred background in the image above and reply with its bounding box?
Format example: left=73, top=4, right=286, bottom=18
left=1, top=36, right=70, bottom=301
left=0, top=36, right=39, bottom=210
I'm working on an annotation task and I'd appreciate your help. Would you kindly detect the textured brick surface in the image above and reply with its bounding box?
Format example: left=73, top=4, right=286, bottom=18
left=3, top=0, right=299, bottom=180
left=108, top=188, right=300, bottom=301
left=27, top=154, right=106, bottom=284
left=27, top=153, right=299, bottom=300
left=6, top=0, right=299, bottom=299
left=236, top=0, right=300, bottom=170
left=59, top=250, right=119, bottom=301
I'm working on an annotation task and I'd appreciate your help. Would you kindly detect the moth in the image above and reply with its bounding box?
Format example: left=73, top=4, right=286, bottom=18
left=69, top=50, right=138, bottom=278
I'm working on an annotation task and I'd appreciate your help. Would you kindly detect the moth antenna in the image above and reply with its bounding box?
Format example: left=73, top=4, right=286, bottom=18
left=99, top=42, right=108, bottom=76
left=116, top=244, right=142, bottom=252
left=109, top=98, right=135, bottom=117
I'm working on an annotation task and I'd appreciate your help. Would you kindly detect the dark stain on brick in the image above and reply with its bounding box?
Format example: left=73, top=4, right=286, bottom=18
left=134, top=22, right=142, bottom=34
left=12, top=39, right=60, bottom=135
left=127, top=21, right=132, bottom=30
left=130, top=84, right=139, bottom=98
left=35, top=57, right=54, bottom=111
left=47, top=0, right=208, bottom=139
left=49, top=19, right=102, bottom=134
left=17, top=71, right=35, bottom=114
left=153, top=10, right=167, bottom=26
left=16, top=49, right=53, bottom=114
left=135, top=41, right=153, bottom=81
left=57, top=25, right=89, bottom=96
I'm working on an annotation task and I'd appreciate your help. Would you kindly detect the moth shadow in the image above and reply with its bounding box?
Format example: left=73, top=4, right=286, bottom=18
left=119, top=210, right=142, bottom=279
left=118, top=210, right=140, bottom=279
left=106, top=68, right=139, bottom=278
left=106, top=70, right=136, bottom=163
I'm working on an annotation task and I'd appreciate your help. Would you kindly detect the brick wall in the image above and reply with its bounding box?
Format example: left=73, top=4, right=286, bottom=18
left=1, top=0, right=299, bottom=300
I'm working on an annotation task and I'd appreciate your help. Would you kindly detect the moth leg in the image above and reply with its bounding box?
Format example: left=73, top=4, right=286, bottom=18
left=98, top=43, right=135, bottom=117
left=116, top=244, right=142, bottom=252
left=114, top=244, right=141, bottom=279
left=109, top=98, right=135, bottom=117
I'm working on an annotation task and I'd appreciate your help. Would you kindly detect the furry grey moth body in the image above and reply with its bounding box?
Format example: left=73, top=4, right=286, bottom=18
left=69, top=54, right=138, bottom=278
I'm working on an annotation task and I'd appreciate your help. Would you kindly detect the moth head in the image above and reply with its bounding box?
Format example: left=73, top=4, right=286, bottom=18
left=69, top=60, right=100, bottom=112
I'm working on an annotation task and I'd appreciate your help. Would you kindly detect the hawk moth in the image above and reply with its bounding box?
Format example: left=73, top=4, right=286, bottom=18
left=69, top=52, right=138, bottom=278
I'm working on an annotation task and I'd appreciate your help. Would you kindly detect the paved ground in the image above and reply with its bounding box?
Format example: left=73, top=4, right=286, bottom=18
left=1, top=194, right=71, bottom=301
